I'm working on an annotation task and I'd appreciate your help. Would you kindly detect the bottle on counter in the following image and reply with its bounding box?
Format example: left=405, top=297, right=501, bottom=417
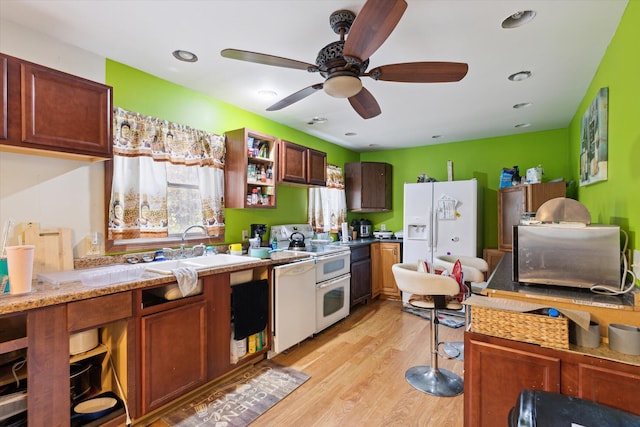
left=271, top=236, right=278, bottom=250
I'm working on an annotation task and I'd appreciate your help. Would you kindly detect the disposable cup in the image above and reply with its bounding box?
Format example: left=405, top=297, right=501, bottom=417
left=6, top=245, right=35, bottom=295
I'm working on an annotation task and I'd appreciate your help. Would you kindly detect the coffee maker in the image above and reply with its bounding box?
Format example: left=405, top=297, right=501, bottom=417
left=359, top=219, right=372, bottom=238
left=250, top=224, right=267, bottom=245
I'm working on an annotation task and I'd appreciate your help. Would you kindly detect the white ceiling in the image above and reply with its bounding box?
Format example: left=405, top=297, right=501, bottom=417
left=0, top=0, right=628, bottom=152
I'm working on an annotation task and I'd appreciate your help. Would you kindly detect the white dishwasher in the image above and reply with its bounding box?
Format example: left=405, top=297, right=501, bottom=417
left=269, top=258, right=316, bottom=357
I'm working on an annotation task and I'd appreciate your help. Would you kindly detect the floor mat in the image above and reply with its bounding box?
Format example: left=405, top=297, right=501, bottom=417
left=160, top=359, right=310, bottom=426
left=401, top=304, right=466, bottom=328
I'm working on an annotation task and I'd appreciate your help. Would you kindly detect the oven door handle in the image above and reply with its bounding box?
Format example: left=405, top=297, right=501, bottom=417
left=316, top=274, right=351, bottom=289
left=315, top=251, right=350, bottom=262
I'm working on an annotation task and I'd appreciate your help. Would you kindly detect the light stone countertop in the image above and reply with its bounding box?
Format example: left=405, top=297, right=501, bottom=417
left=0, top=251, right=309, bottom=316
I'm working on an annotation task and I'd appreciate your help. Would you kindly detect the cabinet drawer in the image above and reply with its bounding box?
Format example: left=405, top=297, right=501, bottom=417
left=350, top=245, right=370, bottom=262
left=67, top=292, right=132, bottom=331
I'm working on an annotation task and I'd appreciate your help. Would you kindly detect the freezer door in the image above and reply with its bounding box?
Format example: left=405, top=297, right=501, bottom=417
left=403, top=183, right=432, bottom=242
left=271, top=259, right=316, bottom=355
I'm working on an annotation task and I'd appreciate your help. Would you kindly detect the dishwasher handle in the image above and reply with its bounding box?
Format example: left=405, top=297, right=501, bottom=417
left=274, top=258, right=316, bottom=277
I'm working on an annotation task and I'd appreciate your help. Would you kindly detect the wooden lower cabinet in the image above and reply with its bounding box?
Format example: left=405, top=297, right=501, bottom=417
left=140, top=299, right=207, bottom=413
left=464, top=332, right=640, bottom=427
left=371, top=242, right=401, bottom=299
left=350, top=245, right=372, bottom=306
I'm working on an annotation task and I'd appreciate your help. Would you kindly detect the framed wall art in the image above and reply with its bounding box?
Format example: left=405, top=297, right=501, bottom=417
left=580, top=87, right=608, bottom=186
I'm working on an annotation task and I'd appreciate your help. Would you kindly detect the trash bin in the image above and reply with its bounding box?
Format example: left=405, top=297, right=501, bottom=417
left=508, top=390, right=640, bottom=427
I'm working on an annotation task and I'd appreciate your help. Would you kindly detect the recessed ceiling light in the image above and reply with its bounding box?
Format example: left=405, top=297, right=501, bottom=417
left=508, top=71, right=532, bottom=81
left=306, top=117, right=328, bottom=125
left=515, top=123, right=531, bottom=128
left=513, top=102, right=532, bottom=109
left=502, top=10, right=536, bottom=28
left=345, top=132, right=357, bottom=137
left=258, top=90, right=278, bottom=99
left=172, top=50, right=198, bottom=63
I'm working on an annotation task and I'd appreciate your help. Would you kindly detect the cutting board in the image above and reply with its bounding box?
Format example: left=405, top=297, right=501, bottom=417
left=23, top=223, right=74, bottom=273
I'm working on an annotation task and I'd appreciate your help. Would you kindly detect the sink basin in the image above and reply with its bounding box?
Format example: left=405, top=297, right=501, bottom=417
left=145, top=254, right=261, bottom=275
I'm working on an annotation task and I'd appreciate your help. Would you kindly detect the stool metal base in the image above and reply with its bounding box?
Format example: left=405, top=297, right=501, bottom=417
left=405, top=366, right=464, bottom=397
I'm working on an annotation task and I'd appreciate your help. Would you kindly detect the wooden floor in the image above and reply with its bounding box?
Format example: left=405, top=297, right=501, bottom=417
left=149, top=298, right=465, bottom=427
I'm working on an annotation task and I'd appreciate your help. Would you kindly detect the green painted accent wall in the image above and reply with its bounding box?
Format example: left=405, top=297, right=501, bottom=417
left=105, top=60, right=359, bottom=244
left=360, top=129, right=570, bottom=249
left=568, top=0, right=639, bottom=251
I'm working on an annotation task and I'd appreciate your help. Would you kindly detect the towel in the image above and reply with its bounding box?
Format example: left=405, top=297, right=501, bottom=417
left=172, top=267, right=199, bottom=297
left=232, top=279, right=269, bottom=340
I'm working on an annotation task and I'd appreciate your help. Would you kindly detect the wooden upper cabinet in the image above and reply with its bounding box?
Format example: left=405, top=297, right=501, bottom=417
left=225, top=128, right=278, bottom=209
left=345, top=162, right=392, bottom=212
left=0, top=52, right=113, bottom=161
left=279, top=139, right=327, bottom=186
left=497, top=182, right=566, bottom=251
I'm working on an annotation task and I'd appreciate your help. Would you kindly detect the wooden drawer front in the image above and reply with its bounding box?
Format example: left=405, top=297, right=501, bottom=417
left=351, top=245, right=370, bottom=262
left=67, top=292, right=132, bottom=331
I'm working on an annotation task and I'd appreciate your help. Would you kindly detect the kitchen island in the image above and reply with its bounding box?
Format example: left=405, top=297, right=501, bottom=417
left=464, top=254, right=640, bottom=427
left=0, top=251, right=308, bottom=426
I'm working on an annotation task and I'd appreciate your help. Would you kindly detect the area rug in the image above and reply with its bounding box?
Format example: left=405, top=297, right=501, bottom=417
left=401, top=304, right=466, bottom=328
left=161, top=360, right=310, bottom=427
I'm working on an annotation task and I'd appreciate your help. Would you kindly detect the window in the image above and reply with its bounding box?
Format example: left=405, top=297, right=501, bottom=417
left=105, top=107, right=225, bottom=253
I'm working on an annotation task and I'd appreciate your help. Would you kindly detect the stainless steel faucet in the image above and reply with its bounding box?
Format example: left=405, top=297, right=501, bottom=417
left=180, top=224, right=207, bottom=258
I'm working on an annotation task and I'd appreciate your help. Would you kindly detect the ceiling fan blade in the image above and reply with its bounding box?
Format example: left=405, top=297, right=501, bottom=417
left=221, top=48, right=316, bottom=71
left=266, top=84, right=324, bottom=111
left=369, top=62, right=469, bottom=83
left=343, top=0, right=408, bottom=63
left=348, top=87, right=381, bottom=119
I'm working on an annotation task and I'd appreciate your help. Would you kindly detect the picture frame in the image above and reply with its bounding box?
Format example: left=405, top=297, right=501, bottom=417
left=580, top=87, right=608, bottom=186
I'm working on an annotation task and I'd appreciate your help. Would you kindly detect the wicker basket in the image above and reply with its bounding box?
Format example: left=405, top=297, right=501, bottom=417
left=470, top=305, right=569, bottom=349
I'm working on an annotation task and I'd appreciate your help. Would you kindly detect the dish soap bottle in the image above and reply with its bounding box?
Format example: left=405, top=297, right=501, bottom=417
left=271, top=236, right=278, bottom=250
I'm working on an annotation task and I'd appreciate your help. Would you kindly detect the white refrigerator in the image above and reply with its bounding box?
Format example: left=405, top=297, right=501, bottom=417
left=402, top=179, right=482, bottom=301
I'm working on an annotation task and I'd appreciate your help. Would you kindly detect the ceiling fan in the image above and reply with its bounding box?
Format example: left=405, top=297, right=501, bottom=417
left=221, top=0, right=468, bottom=119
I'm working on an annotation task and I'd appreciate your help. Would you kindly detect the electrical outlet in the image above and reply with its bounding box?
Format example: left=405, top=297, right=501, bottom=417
left=242, top=230, right=248, bottom=240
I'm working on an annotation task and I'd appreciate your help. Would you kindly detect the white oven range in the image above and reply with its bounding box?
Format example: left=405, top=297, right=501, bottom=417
left=271, top=224, right=351, bottom=334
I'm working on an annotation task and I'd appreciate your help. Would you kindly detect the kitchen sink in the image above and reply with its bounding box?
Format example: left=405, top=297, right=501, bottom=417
left=145, top=254, right=261, bottom=275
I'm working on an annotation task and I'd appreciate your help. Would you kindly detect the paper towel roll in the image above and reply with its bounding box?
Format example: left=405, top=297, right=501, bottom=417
left=341, top=222, right=349, bottom=243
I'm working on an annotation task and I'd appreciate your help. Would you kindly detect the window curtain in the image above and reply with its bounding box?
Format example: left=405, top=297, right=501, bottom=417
left=108, top=107, right=225, bottom=240
left=308, top=165, right=347, bottom=233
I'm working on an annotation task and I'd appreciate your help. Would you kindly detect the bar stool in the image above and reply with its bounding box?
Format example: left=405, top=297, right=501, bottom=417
left=433, top=255, right=489, bottom=360
left=392, top=263, right=464, bottom=397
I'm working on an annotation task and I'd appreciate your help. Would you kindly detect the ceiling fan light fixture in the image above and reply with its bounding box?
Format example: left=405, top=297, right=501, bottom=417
left=502, top=10, right=536, bottom=28
left=323, top=75, right=362, bottom=98
left=172, top=50, right=198, bottom=63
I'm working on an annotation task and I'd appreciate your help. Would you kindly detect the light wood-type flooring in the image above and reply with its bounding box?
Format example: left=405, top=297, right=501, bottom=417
left=149, top=298, right=464, bottom=427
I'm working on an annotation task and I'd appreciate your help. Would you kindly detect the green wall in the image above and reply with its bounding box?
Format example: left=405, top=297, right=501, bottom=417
left=568, top=0, right=639, bottom=251
left=106, top=61, right=359, bottom=244
left=360, top=129, right=570, bottom=248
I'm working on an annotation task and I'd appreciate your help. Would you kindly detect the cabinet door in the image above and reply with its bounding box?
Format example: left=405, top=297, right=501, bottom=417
left=362, top=162, right=391, bottom=210
left=279, top=140, right=307, bottom=184
left=307, top=148, right=327, bottom=186
left=464, top=333, right=561, bottom=427
left=20, top=61, right=112, bottom=157
left=350, top=258, right=371, bottom=306
left=574, top=363, right=640, bottom=415
left=497, top=186, right=525, bottom=251
left=0, top=55, right=6, bottom=140
left=141, top=300, right=207, bottom=413
left=380, top=243, right=401, bottom=299
left=370, top=243, right=381, bottom=298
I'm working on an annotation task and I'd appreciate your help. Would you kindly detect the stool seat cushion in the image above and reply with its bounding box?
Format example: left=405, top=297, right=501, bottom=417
left=392, top=263, right=461, bottom=296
